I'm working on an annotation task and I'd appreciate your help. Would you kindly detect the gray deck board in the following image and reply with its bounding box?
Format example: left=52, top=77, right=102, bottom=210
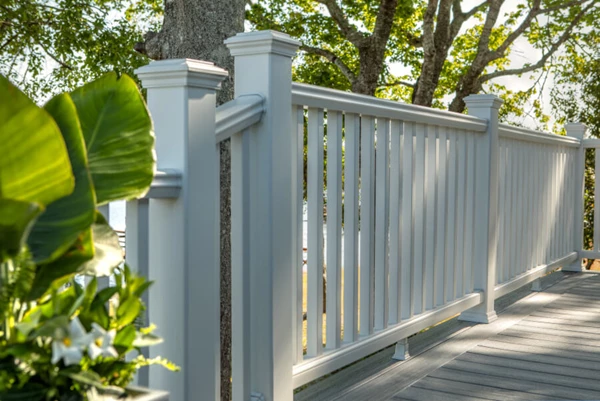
left=516, top=318, right=600, bottom=334
left=391, top=386, right=491, bottom=401
left=443, top=358, right=600, bottom=391
left=500, top=327, right=600, bottom=347
left=494, top=332, right=600, bottom=354
left=427, top=368, right=588, bottom=400
left=525, top=313, right=600, bottom=327
left=411, top=376, right=551, bottom=401
left=480, top=338, right=600, bottom=363
left=456, top=351, right=600, bottom=380
left=473, top=342, right=600, bottom=370
left=294, top=272, right=600, bottom=401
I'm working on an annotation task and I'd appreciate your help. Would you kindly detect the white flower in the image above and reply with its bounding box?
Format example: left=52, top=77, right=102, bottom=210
left=88, top=323, right=118, bottom=360
left=51, top=317, right=94, bottom=366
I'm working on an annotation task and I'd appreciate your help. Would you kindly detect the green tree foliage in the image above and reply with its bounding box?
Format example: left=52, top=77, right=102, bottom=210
left=0, top=0, right=161, bottom=101
left=551, top=32, right=600, bottom=254
left=247, top=0, right=600, bottom=117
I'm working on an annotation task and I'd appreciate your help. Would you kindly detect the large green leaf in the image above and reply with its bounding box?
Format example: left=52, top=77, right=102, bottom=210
left=70, top=73, right=155, bottom=205
left=0, top=199, right=43, bottom=258
left=0, top=75, right=74, bottom=257
left=27, top=229, right=95, bottom=301
left=0, top=76, right=74, bottom=205
left=27, top=93, right=96, bottom=263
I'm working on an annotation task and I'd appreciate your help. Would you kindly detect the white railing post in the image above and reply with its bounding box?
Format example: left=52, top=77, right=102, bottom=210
left=459, top=94, right=503, bottom=324
left=225, top=31, right=299, bottom=401
left=564, top=123, right=587, bottom=271
left=136, top=59, right=228, bottom=401
left=125, top=198, right=150, bottom=386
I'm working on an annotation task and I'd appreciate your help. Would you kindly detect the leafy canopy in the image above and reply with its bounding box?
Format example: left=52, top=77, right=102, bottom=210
left=0, top=0, right=161, bottom=101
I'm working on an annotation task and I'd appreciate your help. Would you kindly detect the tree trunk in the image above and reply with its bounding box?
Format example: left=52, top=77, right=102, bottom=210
left=351, top=47, right=386, bottom=96
left=137, top=1, right=244, bottom=399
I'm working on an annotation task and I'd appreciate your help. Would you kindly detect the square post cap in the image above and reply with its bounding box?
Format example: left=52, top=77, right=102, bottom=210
left=463, top=94, right=504, bottom=110
left=225, top=30, right=300, bottom=58
left=135, top=59, right=228, bottom=89
left=565, top=122, right=587, bottom=140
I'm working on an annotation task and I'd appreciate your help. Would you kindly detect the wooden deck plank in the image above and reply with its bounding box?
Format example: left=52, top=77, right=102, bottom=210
left=430, top=368, right=589, bottom=400
left=472, top=343, right=600, bottom=371
left=541, top=305, right=600, bottom=315
left=543, top=301, right=600, bottom=312
left=457, top=351, right=600, bottom=380
left=549, top=297, right=600, bottom=312
left=548, top=295, right=600, bottom=304
left=563, top=288, right=600, bottom=297
left=525, top=313, right=600, bottom=328
left=391, top=386, right=491, bottom=401
left=480, top=339, right=600, bottom=364
left=501, top=327, right=600, bottom=347
left=494, top=332, right=600, bottom=354
left=443, top=358, right=600, bottom=392
left=561, top=292, right=600, bottom=300
left=512, top=321, right=600, bottom=340
left=517, top=318, right=600, bottom=334
left=411, top=376, right=550, bottom=401
left=531, top=308, right=600, bottom=320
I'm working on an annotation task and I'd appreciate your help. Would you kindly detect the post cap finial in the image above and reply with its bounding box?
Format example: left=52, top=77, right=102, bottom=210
left=225, top=30, right=300, bottom=58
left=135, top=59, right=228, bottom=89
left=565, top=122, right=587, bottom=140
left=463, top=94, right=504, bottom=110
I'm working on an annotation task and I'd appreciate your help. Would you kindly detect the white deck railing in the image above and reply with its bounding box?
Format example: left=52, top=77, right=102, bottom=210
left=98, top=30, right=590, bottom=401
left=290, top=84, right=492, bottom=386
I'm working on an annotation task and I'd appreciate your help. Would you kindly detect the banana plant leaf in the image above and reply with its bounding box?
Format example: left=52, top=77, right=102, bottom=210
left=0, top=76, right=74, bottom=258
left=70, top=73, right=155, bottom=205
left=27, top=93, right=96, bottom=264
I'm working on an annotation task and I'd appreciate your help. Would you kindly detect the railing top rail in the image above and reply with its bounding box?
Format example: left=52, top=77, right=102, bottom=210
left=291, top=82, right=488, bottom=132
left=215, top=94, right=264, bottom=143
left=582, top=138, right=600, bottom=148
left=498, top=123, right=580, bottom=147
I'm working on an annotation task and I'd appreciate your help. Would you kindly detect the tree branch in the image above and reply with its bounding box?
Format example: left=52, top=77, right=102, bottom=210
left=315, top=0, right=367, bottom=46
left=539, top=0, right=589, bottom=14
left=479, top=2, right=593, bottom=83
left=0, top=33, right=18, bottom=51
left=372, top=0, right=400, bottom=45
left=489, top=0, right=542, bottom=60
left=39, top=43, right=73, bottom=70
left=477, top=0, right=506, bottom=55
left=379, top=79, right=415, bottom=88
left=449, top=0, right=489, bottom=39
left=300, top=45, right=356, bottom=82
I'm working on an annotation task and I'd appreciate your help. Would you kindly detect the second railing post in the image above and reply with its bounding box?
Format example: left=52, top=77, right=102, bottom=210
left=459, top=94, right=503, bottom=324
left=225, top=31, right=300, bottom=401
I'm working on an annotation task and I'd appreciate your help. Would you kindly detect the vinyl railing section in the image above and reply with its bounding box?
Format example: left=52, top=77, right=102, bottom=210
left=494, top=125, right=580, bottom=298
left=290, top=84, right=493, bottom=386
left=579, top=137, right=600, bottom=261
left=98, top=30, right=589, bottom=401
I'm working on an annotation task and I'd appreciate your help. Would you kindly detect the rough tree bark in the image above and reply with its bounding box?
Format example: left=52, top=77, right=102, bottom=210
left=135, top=1, right=245, bottom=399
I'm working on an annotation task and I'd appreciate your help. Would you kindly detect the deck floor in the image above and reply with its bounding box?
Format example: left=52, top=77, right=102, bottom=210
left=295, top=272, right=600, bottom=401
